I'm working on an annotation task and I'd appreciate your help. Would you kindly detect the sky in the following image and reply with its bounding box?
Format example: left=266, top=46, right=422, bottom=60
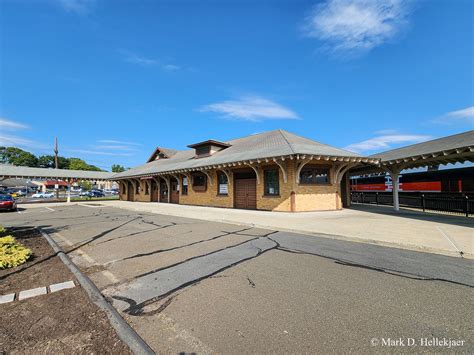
left=1, top=0, right=473, bottom=171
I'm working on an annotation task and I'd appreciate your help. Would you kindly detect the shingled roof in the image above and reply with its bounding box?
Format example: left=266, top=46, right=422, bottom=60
left=112, top=129, right=367, bottom=179
left=371, top=130, right=474, bottom=165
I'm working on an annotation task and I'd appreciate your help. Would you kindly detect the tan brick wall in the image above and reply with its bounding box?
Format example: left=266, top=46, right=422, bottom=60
left=179, top=171, right=233, bottom=208
left=118, top=160, right=343, bottom=212
left=119, top=179, right=152, bottom=202
left=293, top=161, right=341, bottom=211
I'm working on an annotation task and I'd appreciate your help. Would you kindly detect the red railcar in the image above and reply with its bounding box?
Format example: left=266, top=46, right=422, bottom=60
left=350, top=167, right=474, bottom=193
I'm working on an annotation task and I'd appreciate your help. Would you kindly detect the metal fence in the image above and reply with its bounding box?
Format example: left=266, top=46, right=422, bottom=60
left=351, top=192, right=473, bottom=217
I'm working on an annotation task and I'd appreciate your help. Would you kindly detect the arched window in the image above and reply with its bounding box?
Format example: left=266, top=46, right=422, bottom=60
left=300, top=166, right=330, bottom=184
left=217, top=172, right=228, bottom=195
left=192, top=172, right=207, bottom=192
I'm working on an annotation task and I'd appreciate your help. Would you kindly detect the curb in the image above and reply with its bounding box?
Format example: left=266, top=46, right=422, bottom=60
left=39, top=228, right=155, bottom=355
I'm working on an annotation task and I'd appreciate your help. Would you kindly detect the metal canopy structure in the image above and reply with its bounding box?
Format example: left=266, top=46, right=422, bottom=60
left=0, top=164, right=113, bottom=203
left=351, top=130, right=474, bottom=211
left=0, top=164, right=113, bottom=181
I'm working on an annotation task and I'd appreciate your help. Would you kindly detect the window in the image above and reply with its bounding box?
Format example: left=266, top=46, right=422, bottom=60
left=144, top=181, right=150, bottom=195
left=300, top=166, right=330, bottom=184
left=121, top=182, right=126, bottom=194
left=135, top=182, right=140, bottom=194
left=182, top=176, right=188, bottom=195
left=264, top=169, right=279, bottom=196
left=217, top=173, right=228, bottom=195
left=192, top=173, right=207, bottom=192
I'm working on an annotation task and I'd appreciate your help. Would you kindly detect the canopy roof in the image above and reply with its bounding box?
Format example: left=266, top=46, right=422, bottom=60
left=372, top=130, right=474, bottom=168
left=113, top=129, right=368, bottom=179
left=0, top=164, right=113, bottom=181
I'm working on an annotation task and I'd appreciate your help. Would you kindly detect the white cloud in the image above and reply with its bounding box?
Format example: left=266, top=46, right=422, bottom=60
left=0, top=118, right=29, bottom=130
left=303, top=0, right=413, bottom=54
left=0, top=134, right=48, bottom=150
left=344, top=133, right=432, bottom=153
left=94, top=145, right=138, bottom=151
left=97, top=139, right=142, bottom=146
left=199, top=96, right=299, bottom=122
left=124, top=53, right=158, bottom=67
left=162, top=64, right=180, bottom=71
left=65, top=149, right=133, bottom=157
left=434, top=106, right=474, bottom=125
left=57, top=0, right=96, bottom=14
left=120, top=50, right=180, bottom=71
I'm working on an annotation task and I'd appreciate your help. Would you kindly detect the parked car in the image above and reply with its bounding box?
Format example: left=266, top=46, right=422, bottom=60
left=14, top=189, right=27, bottom=197
left=0, top=194, right=17, bottom=211
left=86, top=190, right=105, bottom=197
left=31, top=192, right=55, bottom=198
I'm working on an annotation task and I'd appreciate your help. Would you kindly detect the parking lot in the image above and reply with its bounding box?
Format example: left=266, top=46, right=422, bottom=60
left=1, top=204, right=472, bottom=353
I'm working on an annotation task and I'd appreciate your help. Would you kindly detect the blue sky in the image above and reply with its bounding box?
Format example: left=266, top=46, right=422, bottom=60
left=1, top=0, right=473, bottom=170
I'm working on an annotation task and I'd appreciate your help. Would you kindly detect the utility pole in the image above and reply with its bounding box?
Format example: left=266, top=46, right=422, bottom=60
left=54, top=137, right=59, bottom=169
left=54, top=137, right=59, bottom=199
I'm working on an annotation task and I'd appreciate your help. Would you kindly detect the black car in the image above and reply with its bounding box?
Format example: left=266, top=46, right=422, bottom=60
left=87, top=190, right=105, bottom=197
left=0, top=194, right=17, bottom=212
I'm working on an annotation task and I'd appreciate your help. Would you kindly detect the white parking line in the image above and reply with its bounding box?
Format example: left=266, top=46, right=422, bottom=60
left=102, top=270, right=120, bottom=283
left=81, top=204, right=103, bottom=208
left=76, top=249, right=95, bottom=264
left=45, top=207, right=55, bottom=212
left=53, top=232, right=73, bottom=246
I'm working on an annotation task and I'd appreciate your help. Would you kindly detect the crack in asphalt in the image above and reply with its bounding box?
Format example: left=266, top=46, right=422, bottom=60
left=116, top=227, right=255, bottom=262
left=111, top=231, right=279, bottom=316
left=110, top=230, right=472, bottom=316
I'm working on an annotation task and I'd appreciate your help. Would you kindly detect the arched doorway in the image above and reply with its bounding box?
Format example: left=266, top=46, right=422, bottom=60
left=159, top=178, right=169, bottom=203
left=127, top=180, right=134, bottom=201
left=233, top=169, right=257, bottom=210
left=150, top=179, right=159, bottom=202
left=170, top=177, right=180, bottom=204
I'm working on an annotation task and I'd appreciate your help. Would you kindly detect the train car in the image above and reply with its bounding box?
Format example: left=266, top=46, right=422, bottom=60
left=350, top=167, right=474, bottom=193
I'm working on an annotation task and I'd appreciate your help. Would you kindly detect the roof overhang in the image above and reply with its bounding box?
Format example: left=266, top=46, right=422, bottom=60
left=111, top=154, right=379, bottom=180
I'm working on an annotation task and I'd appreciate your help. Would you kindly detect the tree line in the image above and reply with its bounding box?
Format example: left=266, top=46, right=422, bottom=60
left=0, top=147, right=126, bottom=173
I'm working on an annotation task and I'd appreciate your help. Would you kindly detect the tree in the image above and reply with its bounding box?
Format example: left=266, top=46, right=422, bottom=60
left=68, top=158, right=102, bottom=171
left=0, top=147, right=38, bottom=167
left=79, top=181, right=92, bottom=191
left=111, top=164, right=126, bottom=173
left=38, top=155, right=70, bottom=169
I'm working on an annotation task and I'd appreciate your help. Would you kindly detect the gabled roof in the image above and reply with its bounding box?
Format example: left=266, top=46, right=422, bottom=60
left=370, top=130, right=474, bottom=164
left=112, top=130, right=366, bottom=179
left=146, top=147, right=179, bottom=162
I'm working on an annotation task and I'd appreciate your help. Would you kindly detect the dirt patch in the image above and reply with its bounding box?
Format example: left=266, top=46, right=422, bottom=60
left=0, top=227, right=131, bottom=354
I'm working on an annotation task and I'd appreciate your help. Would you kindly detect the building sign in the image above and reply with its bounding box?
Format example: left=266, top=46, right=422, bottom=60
left=219, top=184, right=228, bottom=195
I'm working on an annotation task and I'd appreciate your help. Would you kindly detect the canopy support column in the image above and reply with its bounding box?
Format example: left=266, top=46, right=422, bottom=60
left=381, top=165, right=403, bottom=212
left=66, top=179, right=71, bottom=203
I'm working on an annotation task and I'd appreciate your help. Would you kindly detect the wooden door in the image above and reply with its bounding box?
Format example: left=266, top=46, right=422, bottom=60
left=234, top=178, right=257, bottom=209
left=170, top=179, right=179, bottom=204
left=151, top=180, right=159, bottom=202
left=160, top=182, right=168, bottom=202
left=127, top=181, right=134, bottom=201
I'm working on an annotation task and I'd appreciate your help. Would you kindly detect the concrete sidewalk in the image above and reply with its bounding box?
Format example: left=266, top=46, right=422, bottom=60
left=83, top=201, right=473, bottom=258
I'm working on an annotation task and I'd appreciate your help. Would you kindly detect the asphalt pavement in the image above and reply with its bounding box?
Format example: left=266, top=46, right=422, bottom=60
left=1, top=204, right=472, bottom=353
